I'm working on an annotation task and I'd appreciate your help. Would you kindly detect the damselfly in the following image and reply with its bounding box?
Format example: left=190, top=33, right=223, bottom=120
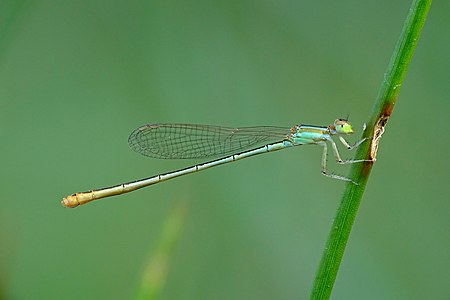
left=62, top=119, right=370, bottom=208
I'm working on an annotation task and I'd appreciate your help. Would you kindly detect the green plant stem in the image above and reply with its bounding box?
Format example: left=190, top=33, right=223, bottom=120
left=309, top=0, right=431, bottom=299
left=135, top=199, right=189, bottom=300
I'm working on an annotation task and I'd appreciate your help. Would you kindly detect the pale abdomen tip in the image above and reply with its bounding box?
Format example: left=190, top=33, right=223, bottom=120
left=61, top=194, right=80, bottom=208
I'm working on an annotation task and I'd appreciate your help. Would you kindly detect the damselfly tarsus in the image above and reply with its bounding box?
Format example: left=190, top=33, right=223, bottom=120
left=62, top=119, right=371, bottom=208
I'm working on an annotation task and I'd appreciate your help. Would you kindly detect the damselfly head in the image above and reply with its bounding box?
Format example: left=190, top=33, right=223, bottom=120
left=334, top=119, right=354, bottom=135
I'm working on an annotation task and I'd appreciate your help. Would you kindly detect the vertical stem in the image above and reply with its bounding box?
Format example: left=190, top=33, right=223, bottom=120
left=309, top=0, right=432, bottom=299
left=136, top=200, right=189, bottom=300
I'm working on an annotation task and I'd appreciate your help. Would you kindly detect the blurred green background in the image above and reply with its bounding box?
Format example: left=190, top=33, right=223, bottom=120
left=0, top=1, right=448, bottom=299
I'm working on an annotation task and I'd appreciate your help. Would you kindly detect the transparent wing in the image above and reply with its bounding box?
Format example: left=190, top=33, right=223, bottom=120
left=128, top=123, right=291, bottom=159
